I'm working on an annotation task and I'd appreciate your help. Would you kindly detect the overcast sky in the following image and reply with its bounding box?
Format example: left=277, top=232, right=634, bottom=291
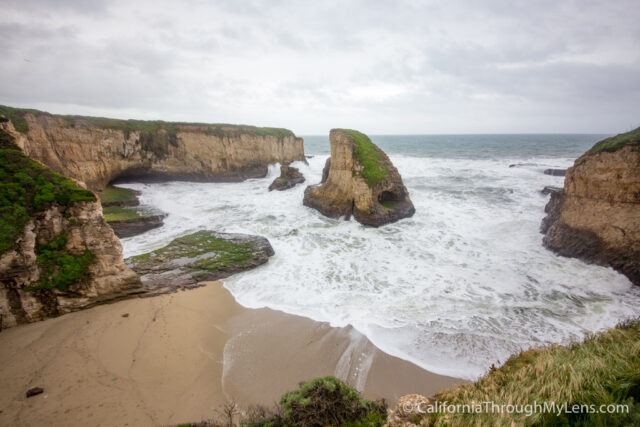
left=1, top=0, right=639, bottom=135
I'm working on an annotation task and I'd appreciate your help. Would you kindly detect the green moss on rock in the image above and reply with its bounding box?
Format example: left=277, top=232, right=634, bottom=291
left=338, top=129, right=388, bottom=187
left=0, top=130, right=96, bottom=254
left=588, top=126, right=640, bottom=155
left=129, top=231, right=253, bottom=273
left=29, top=233, right=95, bottom=291
left=99, top=185, right=140, bottom=206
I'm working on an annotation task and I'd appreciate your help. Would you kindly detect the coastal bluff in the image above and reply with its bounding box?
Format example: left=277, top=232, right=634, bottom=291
left=0, top=105, right=305, bottom=191
left=541, top=127, right=640, bottom=286
left=0, top=127, right=141, bottom=329
left=303, top=129, right=415, bottom=226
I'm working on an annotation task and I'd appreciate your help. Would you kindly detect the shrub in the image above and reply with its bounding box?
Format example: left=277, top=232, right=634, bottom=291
left=278, top=376, right=386, bottom=427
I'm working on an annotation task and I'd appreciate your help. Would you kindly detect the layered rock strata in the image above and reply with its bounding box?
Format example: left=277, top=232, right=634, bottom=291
left=3, top=107, right=305, bottom=191
left=541, top=128, right=640, bottom=285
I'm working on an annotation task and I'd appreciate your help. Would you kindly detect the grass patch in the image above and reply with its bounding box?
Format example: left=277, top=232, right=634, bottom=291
left=337, top=129, right=387, bottom=187
left=588, top=126, right=640, bottom=155
left=28, top=233, right=94, bottom=291
left=128, top=231, right=254, bottom=273
left=0, top=130, right=96, bottom=254
left=0, top=104, right=295, bottom=139
left=100, top=185, right=139, bottom=206
left=422, top=319, right=640, bottom=426
left=102, top=206, right=147, bottom=222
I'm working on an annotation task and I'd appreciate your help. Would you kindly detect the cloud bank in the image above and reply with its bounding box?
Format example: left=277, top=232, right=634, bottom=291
left=1, top=0, right=639, bottom=134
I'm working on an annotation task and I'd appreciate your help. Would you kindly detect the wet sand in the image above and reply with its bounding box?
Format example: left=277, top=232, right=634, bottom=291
left=0, top=282, right=463, bottom=426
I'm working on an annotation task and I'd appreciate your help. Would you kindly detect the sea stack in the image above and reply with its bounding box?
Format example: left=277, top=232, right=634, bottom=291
left=541, top=127, right=640, bottom=286
left=303, top=129, right=415, bottom=226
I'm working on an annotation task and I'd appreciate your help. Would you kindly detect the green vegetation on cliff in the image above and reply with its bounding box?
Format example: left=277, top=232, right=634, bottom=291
left=588, top=126, right=640, bottom=155
left=31, top=233, right=95, bottom=291
left=420, top=319, right=640, bottom=426
left=0, top=129, right=96, bottom=254
left=338, top=129, right=388, bottom=187
left=0, top=104, right=295, bottom=140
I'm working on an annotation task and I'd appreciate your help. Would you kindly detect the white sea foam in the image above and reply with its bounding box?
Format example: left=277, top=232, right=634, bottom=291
left=119, top=152, right=640, bottom=380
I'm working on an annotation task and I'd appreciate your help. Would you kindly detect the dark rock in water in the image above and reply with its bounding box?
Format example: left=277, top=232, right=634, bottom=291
left=543, top=168, right=567, bottom=176
left=26, top=387, right=44, bottom=398
left=108, top=213, right=167, bottom=238
left=303, top=129, right=415, bottom=227
left=126, top=231, right=275, bottom=294
left=268, top=165, right=305, bottom=191
left=541, top=186, right=563, bottom=196
left=509, top=162, right=537, bottom=168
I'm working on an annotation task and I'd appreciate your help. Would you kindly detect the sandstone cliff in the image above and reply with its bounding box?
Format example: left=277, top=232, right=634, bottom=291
left=303, top=129, right=415, bottom=226
left=541, top=127, right=640, bottom=286
left=1, top=106, right=305, bottom=191
left=0, top=126, right=141, bottom=329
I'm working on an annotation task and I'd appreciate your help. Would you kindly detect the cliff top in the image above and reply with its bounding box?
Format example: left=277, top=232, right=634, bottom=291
left=0, top=104, right=296, bottom=140
left=394, top=319, right=640, bottom=425
left=333, top=128, right=388, bottom=187
left=0, top=128, right=96, bottom=254
left=587, top=126, right=640, bottom=155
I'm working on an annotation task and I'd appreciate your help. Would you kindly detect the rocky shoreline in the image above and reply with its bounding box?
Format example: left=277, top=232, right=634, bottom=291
left=540, top=128, right=640, bottom=286
left=126, top=231, right=275, bottom=295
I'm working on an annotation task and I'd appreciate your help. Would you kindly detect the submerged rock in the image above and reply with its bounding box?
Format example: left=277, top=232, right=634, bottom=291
left=303, top=129, right=415, bottom=227
left=541, top=127, right=640, bottom=286
left=126, top=230, right=274, bottom=293
left=543, top=168, right=567, bottom=176
left=268, top=164, right=305, bottom=191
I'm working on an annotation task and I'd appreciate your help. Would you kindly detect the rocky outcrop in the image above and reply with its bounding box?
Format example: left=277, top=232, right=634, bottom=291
left=3, top=107, right=305, bottom=191
left=0, top=201, right=143, bottom=329
left=108, top=212, right=167, bottom=238
left=126, top=231, right=274, bottom=294
left=0, top=126, right=142, bottom=329
left=268, top=164, right=305, bottom=191
left=541, top=128, right=640, bottom=286
left=303, top=129, right=415, bottom=226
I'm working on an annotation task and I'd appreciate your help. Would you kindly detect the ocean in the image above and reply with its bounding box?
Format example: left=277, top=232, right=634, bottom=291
left=118, top=134, right=640, bottom=380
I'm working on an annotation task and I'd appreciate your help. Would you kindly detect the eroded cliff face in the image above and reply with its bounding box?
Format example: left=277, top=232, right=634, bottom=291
left=0, top=202, right=143, bottom=328
left=303, top=129, right=415, bottom=226
left=541, top=142, right=640, bottom=286
left=0, top=125, right=142, bottom=329
left=11, top=113, right=305, bottom=191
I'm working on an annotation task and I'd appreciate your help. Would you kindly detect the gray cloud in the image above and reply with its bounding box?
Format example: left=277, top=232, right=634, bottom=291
left=0, top=0, right=638, bottom=134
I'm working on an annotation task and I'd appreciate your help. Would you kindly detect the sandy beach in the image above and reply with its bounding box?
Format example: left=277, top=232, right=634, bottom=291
left=0, top=282, right=462, bottom=426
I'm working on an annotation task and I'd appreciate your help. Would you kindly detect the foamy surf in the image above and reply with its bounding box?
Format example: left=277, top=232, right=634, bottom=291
left=119, top=136, right=640, bottom=380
